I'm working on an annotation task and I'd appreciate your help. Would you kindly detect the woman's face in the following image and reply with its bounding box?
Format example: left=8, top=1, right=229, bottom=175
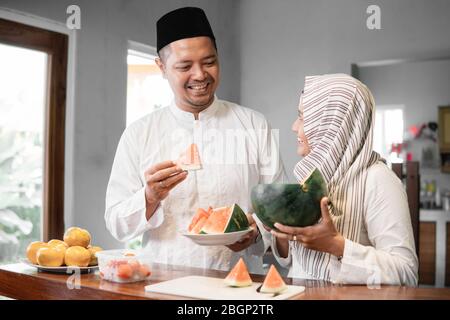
left=292, top=94, right=311, bottom=157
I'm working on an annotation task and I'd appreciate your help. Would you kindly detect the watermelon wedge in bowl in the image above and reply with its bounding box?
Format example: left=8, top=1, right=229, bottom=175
left=251, top=169, right=327, bottom=229
left=181, top=204, right=253, bottom=246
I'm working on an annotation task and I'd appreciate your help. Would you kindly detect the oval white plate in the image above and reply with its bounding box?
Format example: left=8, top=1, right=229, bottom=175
left=22, top=259, right=98, bottom=274
left=180, top=228, right=254, bottom=246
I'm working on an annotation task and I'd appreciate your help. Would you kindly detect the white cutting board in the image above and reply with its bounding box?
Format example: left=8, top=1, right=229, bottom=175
left=145, top=276, right=305, bottom=300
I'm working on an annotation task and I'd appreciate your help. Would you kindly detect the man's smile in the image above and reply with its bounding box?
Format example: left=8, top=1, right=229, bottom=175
left=186, top=81, right=210, bottom=94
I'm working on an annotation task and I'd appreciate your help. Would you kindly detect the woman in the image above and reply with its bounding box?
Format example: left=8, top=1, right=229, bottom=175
left=270, top=74, right=418, bottom=286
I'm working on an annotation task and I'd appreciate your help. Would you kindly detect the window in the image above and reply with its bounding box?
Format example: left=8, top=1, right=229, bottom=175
left=0, top=43, right=46, bottom=263
left=125, top=43, right=172, bottom=249
left=126, top=47, right=173, bottom=127
left=373, top=107, right=404, bottom=163
left=0, top=18, right=67, bottom=264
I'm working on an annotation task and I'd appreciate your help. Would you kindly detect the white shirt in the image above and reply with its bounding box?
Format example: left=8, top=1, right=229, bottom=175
left=105, top=97, right=286, bottom=274
left=272, top=162, right=419, bottom=286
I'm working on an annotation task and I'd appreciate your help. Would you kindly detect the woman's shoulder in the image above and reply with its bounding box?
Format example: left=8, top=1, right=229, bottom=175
left=366, top=161, right=402, bottom=187
left=365, top=161, right=407, bottom=204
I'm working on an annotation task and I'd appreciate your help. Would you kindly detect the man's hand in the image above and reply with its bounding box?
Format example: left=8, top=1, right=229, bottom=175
left=226, top=214, right=259, bottom=252
left=144, top=160, right=188, bottom=219
left=270, top=197, right=345, bottom=257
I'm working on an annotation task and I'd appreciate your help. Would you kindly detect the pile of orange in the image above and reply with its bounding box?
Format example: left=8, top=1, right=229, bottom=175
left=26, top=227, right=102, bottom=267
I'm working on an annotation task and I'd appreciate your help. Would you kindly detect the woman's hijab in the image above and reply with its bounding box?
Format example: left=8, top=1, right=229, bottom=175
left=293, top=73, right=382, bottom=280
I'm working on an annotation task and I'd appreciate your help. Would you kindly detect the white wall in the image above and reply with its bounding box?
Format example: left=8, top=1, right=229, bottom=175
left=238, top=0, right=450, bottom=181
left=358, top=59, right=450, bottom=128
left=358, top=59, right=450, bottom=191
left=0, top=0, right=240, bottom=248
left=3, top=0, right=450, bottom=249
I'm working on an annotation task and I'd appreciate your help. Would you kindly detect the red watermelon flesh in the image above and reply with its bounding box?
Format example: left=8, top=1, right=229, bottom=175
left=200, top=204, right=249, bottom=234
left=224, top=257, right=252, bottom=287
left=260, top=265, right=287, bottom=293
left=191, top=216, right=208, bottom=234
left=201, top=207, right=229, bottom=234
left=177, top=143, right=202, bottom=171
left=188, top=208, right=210, bottom=233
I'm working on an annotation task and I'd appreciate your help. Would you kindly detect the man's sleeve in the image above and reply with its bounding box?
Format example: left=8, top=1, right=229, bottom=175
left=104, top=128, right=164, bottom=242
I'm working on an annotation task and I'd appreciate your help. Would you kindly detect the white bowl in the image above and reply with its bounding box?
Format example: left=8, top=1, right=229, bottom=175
left=180, top=228, right=254, bottom=246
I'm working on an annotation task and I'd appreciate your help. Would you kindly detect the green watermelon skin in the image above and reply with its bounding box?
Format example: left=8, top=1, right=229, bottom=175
left=224, top=204, right=249, bottom=233
left=200, top=204, right=249, bottom=234
left=251, top=169, right=327, bottom=229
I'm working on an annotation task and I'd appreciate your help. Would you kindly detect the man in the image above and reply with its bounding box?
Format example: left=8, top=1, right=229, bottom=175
left=105, top=7, right=285, bottom=273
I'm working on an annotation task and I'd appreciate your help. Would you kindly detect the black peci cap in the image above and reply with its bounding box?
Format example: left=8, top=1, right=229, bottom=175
left=156, top=7, right=216, bottom=52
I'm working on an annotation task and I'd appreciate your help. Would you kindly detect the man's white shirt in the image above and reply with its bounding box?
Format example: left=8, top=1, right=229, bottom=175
left=105, top=97, right=286, bottom=274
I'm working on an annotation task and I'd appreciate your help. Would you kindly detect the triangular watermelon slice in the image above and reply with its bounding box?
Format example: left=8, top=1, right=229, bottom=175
left=177, top=143, right=202, bottom=171
left=260, top=265, right=287, bottom=294
left=224, top=257, right=252, bottom=287
left=188, top=208, right=210, bottom=233
left=200, top=204, right=249, bottom=234
left=191, top=216, right=208, bottom=234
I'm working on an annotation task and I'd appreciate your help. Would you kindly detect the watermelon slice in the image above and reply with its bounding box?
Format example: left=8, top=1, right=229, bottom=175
left=200, top=204, right=249, bottom=234
left=191, top=216, right=208, bottom=234
left=177, top=143, right=202, bottom=171
left=224, top=257, right=252, bottom=287
left=188, top=208, right=210, bottom=233
left=260, top=265, right=287, bottom=294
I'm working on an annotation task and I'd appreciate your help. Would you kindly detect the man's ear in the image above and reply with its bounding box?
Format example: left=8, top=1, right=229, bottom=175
left=155, top=57, right=167, bottom=79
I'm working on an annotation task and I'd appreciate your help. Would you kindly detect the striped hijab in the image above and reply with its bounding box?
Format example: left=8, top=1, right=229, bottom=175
left=292, top=74, right=381, bottom=281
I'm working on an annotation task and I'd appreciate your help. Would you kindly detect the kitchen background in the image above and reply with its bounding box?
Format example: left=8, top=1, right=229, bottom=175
left=0, top=0, right=449, bottom=286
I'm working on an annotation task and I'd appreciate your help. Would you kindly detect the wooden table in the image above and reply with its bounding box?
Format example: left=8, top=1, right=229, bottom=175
left=1, top=263, right=450, bottom=300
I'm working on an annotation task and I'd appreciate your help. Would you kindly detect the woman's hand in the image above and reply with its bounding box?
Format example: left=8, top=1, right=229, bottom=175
left=270, top=197, right=345, bottom=257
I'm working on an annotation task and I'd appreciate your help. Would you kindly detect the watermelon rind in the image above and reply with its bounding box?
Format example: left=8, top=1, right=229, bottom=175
left=260, top=282, right=287, bottom=294
left=179, top=163, right=202, bottom=171
left=224, top=278, right=252, bottom=287
left=224, top=204, right=249, bottom=233
left=251, top=169, right=327, bottom=229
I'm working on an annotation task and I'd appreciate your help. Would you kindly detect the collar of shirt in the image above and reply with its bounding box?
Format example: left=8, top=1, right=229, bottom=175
left=169, top=95, right=220, bottom=123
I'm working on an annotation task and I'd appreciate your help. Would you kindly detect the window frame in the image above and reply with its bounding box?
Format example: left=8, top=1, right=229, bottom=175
left=0, top=17, right=67, bottom=241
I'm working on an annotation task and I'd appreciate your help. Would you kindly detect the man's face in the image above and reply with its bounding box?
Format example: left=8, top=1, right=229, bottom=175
left=156, top=36, right=220, bottom=113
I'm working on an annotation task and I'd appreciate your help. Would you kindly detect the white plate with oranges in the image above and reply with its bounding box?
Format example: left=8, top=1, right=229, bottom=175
left=24, top=227, right=102, bottom=274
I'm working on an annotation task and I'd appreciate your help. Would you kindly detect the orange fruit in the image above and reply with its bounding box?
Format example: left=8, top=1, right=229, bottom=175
left=64, top=246, right=91, bottom=267
left=87, top=246, right=102, bottom=266
left=48, top=239, right=69, bottom=249
left=63, top=227, right=91, bottom=248
left=26, top=241, right=49, bottom=264
left=139, top=264, right=151, bottom=278
left=128, top=259, right=141, bottom=273
left=117, top=264, right=133, bottom=279
left=36, top=246, right=65, bottom=267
